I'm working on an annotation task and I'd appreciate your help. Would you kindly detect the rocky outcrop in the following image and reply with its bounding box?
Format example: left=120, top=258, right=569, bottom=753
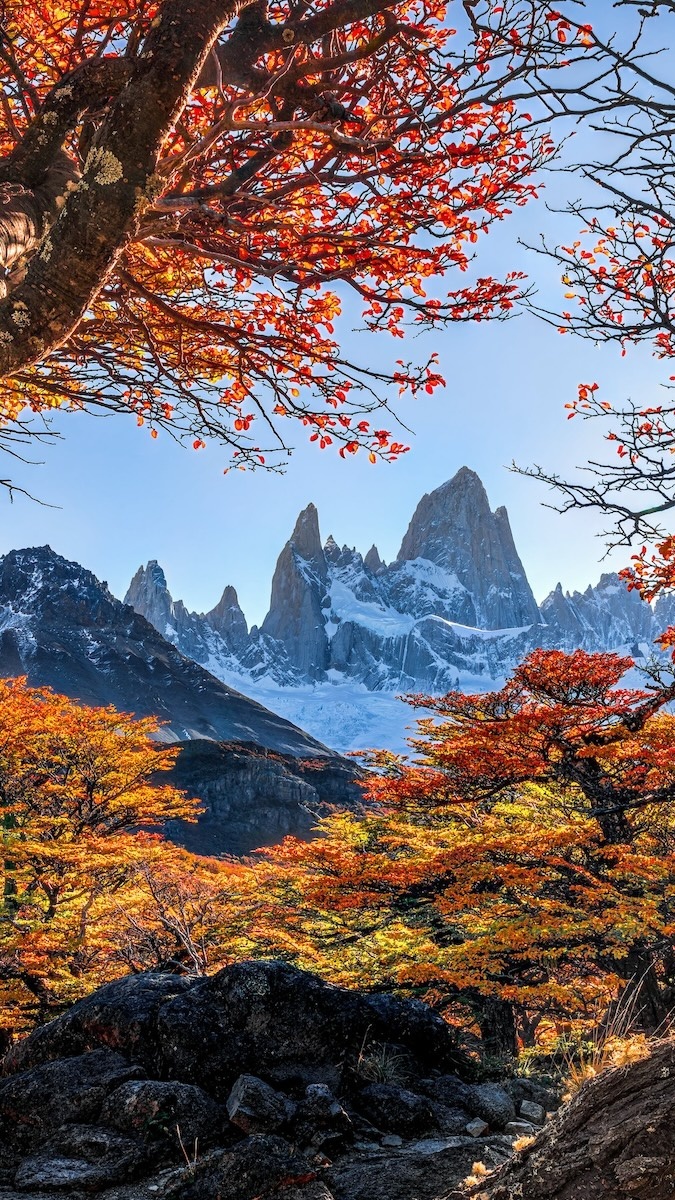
left=539, top=572, right=656, bottom=654
left=0, top=960, right=553, bottom=1200
left=457, top=1038, right=675, bottom=1200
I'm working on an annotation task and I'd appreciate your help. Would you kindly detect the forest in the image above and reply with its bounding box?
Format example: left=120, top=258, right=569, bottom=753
left=2, top=2, right=675, bottom=1198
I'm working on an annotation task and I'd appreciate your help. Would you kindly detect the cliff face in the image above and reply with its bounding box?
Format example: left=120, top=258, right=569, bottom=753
left=163, top=739, right=363, bottom=856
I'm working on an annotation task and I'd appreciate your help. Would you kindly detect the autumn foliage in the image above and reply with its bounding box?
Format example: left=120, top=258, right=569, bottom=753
left=3, top=648, right=675, bottom=1056
left=0, top=678, right=215, bottom=1033
left=0, top=0, right=586, bottom=472
left=256, top=649, right=675, bottom=1053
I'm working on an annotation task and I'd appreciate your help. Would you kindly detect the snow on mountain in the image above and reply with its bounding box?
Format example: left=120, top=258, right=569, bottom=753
left=122, top=468, right=668, bottom=754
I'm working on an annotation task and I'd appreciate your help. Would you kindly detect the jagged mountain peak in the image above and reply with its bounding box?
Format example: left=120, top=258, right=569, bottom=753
left=125, top=559, right=173, bottom=636
left=205, top=584, right=249, bottom=648
left=364, top=544, right=384, bottom=573
left=395, top=469, right=540, bottom=629
left=289, top=502, right=324, bottom=563
left=0, top=546, right=340, bottom=759
left=0, top=546, right=118, bottom=624
left=112, top=467, right=666, bottom=753
left=324, top=534, right=340, bottom=564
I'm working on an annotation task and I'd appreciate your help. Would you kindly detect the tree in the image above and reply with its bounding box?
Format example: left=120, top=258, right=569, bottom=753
left=0, top=677, right=202, bottom=1033
left=0, top=0, right=584, bottom=477
left=260, top=649, right=675, bottom=1055
left=511, top=1, right=675, bottom=585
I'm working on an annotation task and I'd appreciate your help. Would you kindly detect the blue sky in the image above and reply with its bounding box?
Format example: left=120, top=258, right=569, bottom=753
left=0, top=4, right=670, bottom=628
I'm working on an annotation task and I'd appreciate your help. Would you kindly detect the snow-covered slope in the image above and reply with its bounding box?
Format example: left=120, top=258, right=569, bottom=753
left=124, top=468, right=665, bottom=753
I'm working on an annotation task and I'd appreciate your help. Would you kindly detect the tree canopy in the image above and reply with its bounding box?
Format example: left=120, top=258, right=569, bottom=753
left=257, top=649, right=675, bottom=1054
left=0, top=0, right=588, bottom=475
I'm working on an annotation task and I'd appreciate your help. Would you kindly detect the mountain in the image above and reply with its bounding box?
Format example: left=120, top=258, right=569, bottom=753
left=123, top=467, right=664, bottom=752
left=0, top=547, right=362, bottom=853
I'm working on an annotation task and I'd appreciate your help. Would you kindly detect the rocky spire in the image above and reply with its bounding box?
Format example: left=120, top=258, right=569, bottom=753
left=124, top=560, right=174, bottom=635
left=396, top=467, right=540, bottom=629
left=261, top=504, right=329, bottom=680
left=205, top=584, right=249, bottom=650
left=364, top=544, right=384, bottom=573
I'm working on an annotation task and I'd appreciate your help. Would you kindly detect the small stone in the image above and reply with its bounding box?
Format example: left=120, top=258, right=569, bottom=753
left=466, top=1117, right=489, bottom=1138
left=292, top=1083, right=351, bottom=1152
left=381, top=1134, right=403, bottom=1147
left=505, top=1120, right=537, bottom=1137
left=354, top=1140, right=381, bottom=1152
left=519, top=1099, right=546, bottom=1125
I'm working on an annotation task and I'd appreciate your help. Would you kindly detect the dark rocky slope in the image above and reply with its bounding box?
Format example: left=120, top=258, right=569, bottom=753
left=0, top=961, right=561, bottom=1200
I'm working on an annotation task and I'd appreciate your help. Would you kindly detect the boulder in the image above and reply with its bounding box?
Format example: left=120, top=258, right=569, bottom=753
left=324, top=1135, right=513, bottom=1200
left=518, top=1099, right=546, bottom=1125
left=504, top=1120, right=537, bottom=1137
left=164, top=1134, right=317, bottom=1200
left=428, top=1104, right=473, bottom=1136
left=466, top=1117, right=489, bottom=1138
left=101, top=1080, right=225, bottom=1151
left=469, top=1083, right=516, bottom=1131
left=3, top=974, right=191, bottom=1076
left=226, top=1074, right=295, bottom=1135
left=156, top=961, right=463, bottom=1100
left=417, top=1075, right=475, bottom=1112
left=14, top=1125, right=145, bottom=1191
left=355, top=1084, right=436, bottom=1138
left=0, top=1049, right=143, bottom=1149
left=506, top=1075, right=561, bottom=1113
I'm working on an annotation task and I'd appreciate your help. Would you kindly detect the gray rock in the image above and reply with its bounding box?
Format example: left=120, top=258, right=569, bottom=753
left=2, top=973, right=189, bottom=1076
left=506, top=1075, right=562, bottom=1113
left=226, top=1074, right=295, bottom=1135
left=156, top=960, right=464, bottom=1101
left=261, top=504, right=330, bottom=679
left=356, top=1084, right=436, bottom=1138
left=0, top=1050, right=143, bottom=1149
left=427, top=1103, right=473, bottom=1136
left=325, top=1135, right=511, bottom=1200
left=293, top=1084, right=351, bottom=1151
left=417, top=1075, right=474, bottom=1111
left=101, top=1079, right=224, bottom=1150
left=14, top=1125, right=144, bottom=1191
left=380, top=1135, right=403, bottom=1147
left=396, top=468, right=541, bottom=629
left=163, top=1134, right=316, bottom=1200
left=505, top=1120, right=537, bottom=1137
left=519, top=1098, right=546, bottom=1125
left=470, top=1082, right=516, bottom=1130
left=465, top=1117, right=489, bottom=1138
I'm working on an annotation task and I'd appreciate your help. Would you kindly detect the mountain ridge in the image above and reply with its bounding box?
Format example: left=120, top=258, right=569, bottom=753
left=124, top=467, right=661, bottom=688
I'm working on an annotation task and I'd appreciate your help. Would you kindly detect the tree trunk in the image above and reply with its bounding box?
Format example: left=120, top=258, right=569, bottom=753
left=477, top=997, right=517, bottom=1060
left=609, top=947, right=670, bottom=1033
left=456, top=1038, right=675, bottom=1200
